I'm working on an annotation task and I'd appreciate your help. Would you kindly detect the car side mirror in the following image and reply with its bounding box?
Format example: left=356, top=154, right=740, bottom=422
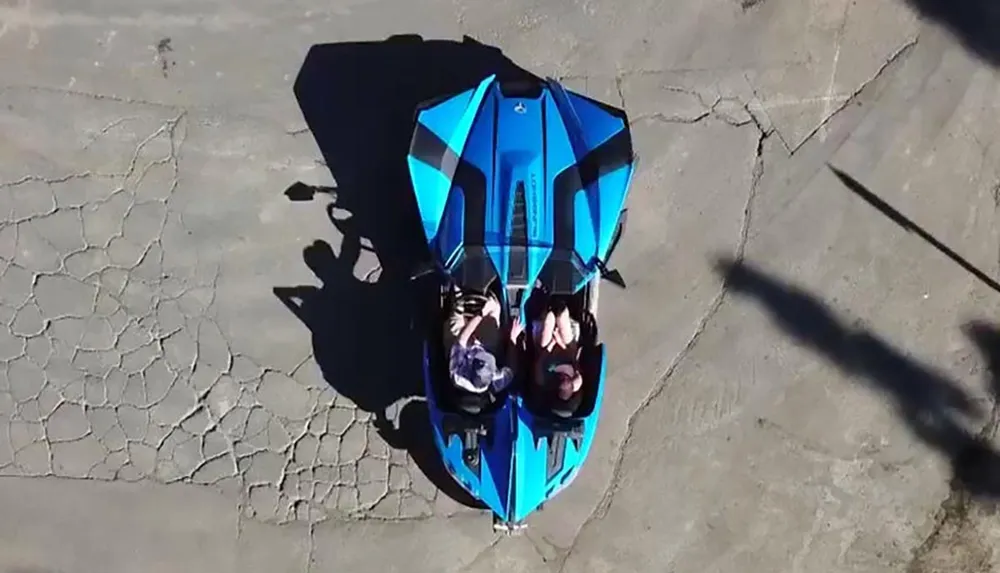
left=594, top=257, right=626, bottom=289
left=601, top=267, right=626, bottom=289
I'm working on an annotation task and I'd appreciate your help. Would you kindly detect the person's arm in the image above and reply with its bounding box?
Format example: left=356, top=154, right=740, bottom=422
left=504, top=318, right=525, bottom=376
left=503, top=336, right=518, bottom=376
left=539, top=311, right=556, bottom=350
left=456, top=314, right=483, bottom=347
left=494, top=366, right=515, bottom=392
left=459, top=296, right=500, bottom=347
left=449, top=340, right=467, bottom=373
left=571, top=373, right=583, bottom=393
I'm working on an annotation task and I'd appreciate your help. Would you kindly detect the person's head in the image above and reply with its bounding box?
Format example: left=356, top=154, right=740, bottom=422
left=551, top=363, right=581, bottom=400
left=556, top=378, right=575, bottom=400
left=467, top=346, right=500, bottom=392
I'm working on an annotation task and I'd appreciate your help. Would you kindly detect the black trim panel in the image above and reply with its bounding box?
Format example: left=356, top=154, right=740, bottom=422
left=508, top=182, right=528, bottom=286
left=498, top=78, right=544, bottom=99
left=550, top=128, right=634, bottom=248
left=410, top=122, right=461, bottom=177
left=539, top=126, right=634, bottom=293
left=453, top=160, right=488, bottom=248
left=546, top=432, right=567, bottom=481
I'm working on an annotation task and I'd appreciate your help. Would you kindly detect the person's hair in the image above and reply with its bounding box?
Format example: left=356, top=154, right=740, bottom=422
left=557, top=378, right=575, bottom=400
left=472, top=356, right=494, bottom=387
left=553, top=363, right=581, bottom=399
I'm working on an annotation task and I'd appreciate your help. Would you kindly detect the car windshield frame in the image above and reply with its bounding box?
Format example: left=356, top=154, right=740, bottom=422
left=445, top=240, right=596, bottom=295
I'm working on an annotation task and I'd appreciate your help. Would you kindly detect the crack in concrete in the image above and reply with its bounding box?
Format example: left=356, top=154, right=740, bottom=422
left=557, top=116, right=773, bottom=571
left=740, top=0, right=766, bottom=11
left=304, top=518, right=316, bottom=573
left=0, top=29, right=931, bottom=543
left=2, top=85, right=307, bottom=138
left=0, top=103, right=444, bottom=525
left=10, top=85, right=180, bottom=109
left=628, top=85, right=722, bottom=125
left=0, top=172, right=102, bottom=189
left=458, top=535, right=504, bottom=573
left=817, top=1, right=852, bottom=143
left=614, top=75, right=626, bottom=110
left=628, top=83, right=761, bottom=130
left=907, top=392, right=1000, bottom=573
left=83, top=116, right=140, bottom=150
left=756, top=36, right=919, bottom=155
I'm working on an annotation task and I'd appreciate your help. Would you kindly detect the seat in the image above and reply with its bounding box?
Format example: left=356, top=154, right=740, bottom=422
left=521, top=289, right=600, bottom=420
left=431, top=282, right=508, bottom=418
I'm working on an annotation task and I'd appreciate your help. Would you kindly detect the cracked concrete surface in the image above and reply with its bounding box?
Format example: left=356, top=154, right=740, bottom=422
left=3, top=0, right=1000, bottom=571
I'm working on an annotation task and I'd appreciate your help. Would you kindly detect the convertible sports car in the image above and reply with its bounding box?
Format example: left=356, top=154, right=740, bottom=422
left=407, top=73, right=636, bottom=531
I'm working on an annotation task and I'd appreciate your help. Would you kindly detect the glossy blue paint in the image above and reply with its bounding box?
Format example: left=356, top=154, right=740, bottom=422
left=422, top=342, right=515, bottom=521
left=407, top=75, right=633, bottom=294
left=510, top=345, right=606, bottom=523
left=409, top=74, right=631, bottom=526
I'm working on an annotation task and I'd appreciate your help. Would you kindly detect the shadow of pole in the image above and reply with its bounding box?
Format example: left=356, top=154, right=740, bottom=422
left=277, top=34, right=537, bottom=508
left=713, top=256, right=1000, bottom=501
left=828, top=165, right=1000, bottom=295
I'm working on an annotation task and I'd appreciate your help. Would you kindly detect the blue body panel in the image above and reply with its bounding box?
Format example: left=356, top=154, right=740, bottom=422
left=423, top=342, right=515, bottom=521
left=511, top=346, right=606, bottom=522
left=407, top=76, right=635, bottom=296
left=407, top=76, right=494, bottom=247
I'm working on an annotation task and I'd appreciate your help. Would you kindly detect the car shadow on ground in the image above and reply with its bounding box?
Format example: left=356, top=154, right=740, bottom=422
left=713, top=256, right=1000, bottom=504
left=904, top=0, right=1000, bottom=67
left=275, top=34, right=537, bottom=508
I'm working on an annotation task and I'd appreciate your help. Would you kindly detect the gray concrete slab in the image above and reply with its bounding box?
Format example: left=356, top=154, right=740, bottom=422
left=2, top=0, right=1000, bottom=572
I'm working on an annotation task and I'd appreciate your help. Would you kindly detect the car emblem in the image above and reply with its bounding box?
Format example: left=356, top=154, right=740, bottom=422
left=514, top=102, right=527, bottom=114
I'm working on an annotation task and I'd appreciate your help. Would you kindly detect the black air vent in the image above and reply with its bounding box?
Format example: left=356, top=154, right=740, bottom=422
left=499, top=79, right=544, bottom=99
left=508, top=182, right=529, bottom=286
left=511, top=182, right=528, bottom=245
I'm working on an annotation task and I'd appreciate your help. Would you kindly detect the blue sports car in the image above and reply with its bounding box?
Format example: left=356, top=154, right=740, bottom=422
left=406, top=74, right=636, bottom=531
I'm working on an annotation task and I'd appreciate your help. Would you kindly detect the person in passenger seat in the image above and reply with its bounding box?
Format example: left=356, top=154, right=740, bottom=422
left=524, top=299, right=583, bottom=414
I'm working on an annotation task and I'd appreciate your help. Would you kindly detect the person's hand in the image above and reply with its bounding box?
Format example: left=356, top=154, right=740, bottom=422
left=510, top=316, right=525, bottom=343
left=481, top=297, right=500, bottom=319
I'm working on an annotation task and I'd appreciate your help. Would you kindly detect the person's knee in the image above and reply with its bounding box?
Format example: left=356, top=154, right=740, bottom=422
left=542, top=310, right=556, bottom=327
left=539, top=312, right=556, bottom=345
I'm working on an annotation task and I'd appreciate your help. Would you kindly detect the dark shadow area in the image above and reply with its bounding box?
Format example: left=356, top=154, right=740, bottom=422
left=904, top=0, right=1000, bottom=67
left=278, top=34, right=536, bottom=507
left=953, top=320, right=1000, bottom=501
left=829, top=165, right=1000, bottom=295
left=285, top=180, right=335, bottom=202
left=713, top=256, right=1000, bottom=501
left=273, top=235, right=482, bottom=509
left=376, top=400, right=486, bottom=509
left=273, top=228, right=416, bottom=424
left=293, top=33, right=537, bottom=278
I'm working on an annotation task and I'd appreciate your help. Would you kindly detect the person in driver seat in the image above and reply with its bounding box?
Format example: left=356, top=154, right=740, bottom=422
left=525, top=299, right=583, bottom=414
left=445, top=291, right=515, bottom=395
